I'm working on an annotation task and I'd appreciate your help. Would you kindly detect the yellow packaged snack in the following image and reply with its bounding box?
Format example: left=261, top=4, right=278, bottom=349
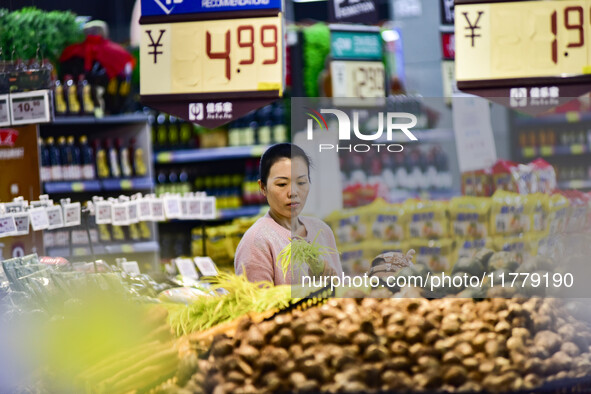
left=325, top=208, right=367, bottom=246
left=547, top=194, right=569, bottom=235
left=340, top=242, right=372, bottom=277
left=493, top=235, right=531, bottom=264
left=449, top=196, right=491, bottom=239
left=455, top=238, right=492, bottom=260
left=406, top=199, right=449, bottom=239
left=523, top=193, right=549, bottom=234
left=409, top=238, right=454, bottom=273
left=364, top=198, right=407, bottom=242
left=490, top=190, right=526, bottom=236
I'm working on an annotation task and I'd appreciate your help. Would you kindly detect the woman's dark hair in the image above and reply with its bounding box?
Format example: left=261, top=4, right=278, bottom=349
left=259, top=143, right=311, bottom=186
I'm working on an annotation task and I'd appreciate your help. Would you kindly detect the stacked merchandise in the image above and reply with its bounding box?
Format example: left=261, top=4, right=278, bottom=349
left=325, top=158, right=590, bottom=276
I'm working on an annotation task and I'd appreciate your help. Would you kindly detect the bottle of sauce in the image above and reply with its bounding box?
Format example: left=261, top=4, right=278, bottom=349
left=79, top=135, right=95, bottom=180
left=67, top=136, right=82, bottom=180
left=117, top=138, right=133, bottom=178
left=64, top=75, right=81, bottom=115
left=78, top=74, right=95, bottom=116
left=94, top=139, right=110, bottom=179
left=105, top=138, right=121, bottom=178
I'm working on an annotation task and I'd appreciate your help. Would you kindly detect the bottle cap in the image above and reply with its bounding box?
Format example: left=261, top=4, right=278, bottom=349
left=67, top=136, right=75, bottom=144
left=58, top=136, right=66, bottom=144
left=79, top=135, right=88, bottom=144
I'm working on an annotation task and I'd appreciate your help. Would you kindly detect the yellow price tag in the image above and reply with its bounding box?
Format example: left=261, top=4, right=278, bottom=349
left=540, top=146, right=554, bottom=156
left=566, top=112, right=581, bottom=123
left=251, top=145, right=266, bottom=156
left=456, top=1, right=591, bottom=81
left=71, top=182, right=84, bottom=192
left=141, top=15, right=283, bottom=95
left=121, top=244, right=134, bottom=253
left=157, top=152, right=172, bottom=163
left=74, top=247, right=87, bottom=256
left=522, top=147, right=537, bottom=158
left=571, top=144, right=584, bottom=154
left=120, top=180, right=132, bottom=190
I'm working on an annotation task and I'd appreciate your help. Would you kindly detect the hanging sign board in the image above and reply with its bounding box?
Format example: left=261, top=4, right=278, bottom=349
left=328, top=0, right=378, bottom=24
left=140, top=0, right=283, bottom=128
left=455, top=0, right=591, bottom=114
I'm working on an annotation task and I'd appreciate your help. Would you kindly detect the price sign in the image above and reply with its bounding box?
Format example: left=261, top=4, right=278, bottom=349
left=163, top=195, right=182, bottom=219
left=29, top=207, right=50, bottom=231
left=455, top=0, right=591, bottom=84
left=330, top=61, right=386, bottom=98
left=9, top=90, right=51, bottom=125
left=188, top=197, right=202, bottom=218
left=128, top=201, right=139, bottom=224
left=138, top=199, right=152, bottom=220
left=63, top=202, right=81, bottom=227
left=151, top=198, right=166, bottom=221
left=175, top=257, right=199, bottom=279
left=95, top=201, right=112, bottom=224
left=194, top=256, right=219, bottom=276
left=202, top=196, right=217, bottom=219
left=13, top=213, right=30, bottom=236
left=46, top=206, right=64, bottom=229
left=0, top=215, right=17, bottom=238
left=0, top=95, right=9, bottom=127
left=121, top=261, right=141, bottom=276
left=140, top=15, right=283, bottom=96
left=112, top=203, right=130, bottom=226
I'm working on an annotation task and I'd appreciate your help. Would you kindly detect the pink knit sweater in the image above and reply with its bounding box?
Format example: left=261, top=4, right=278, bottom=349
left=234, top=212, right=343, bottom=285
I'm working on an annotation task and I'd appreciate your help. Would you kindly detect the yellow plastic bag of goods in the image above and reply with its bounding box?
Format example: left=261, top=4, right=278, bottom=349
left=449, top=196, right=491, bottom=239
left=455, top=238, right=493, bottom=261
left=493, top=235, right=531, bottom=265
left=523, top=193, right=549, bottom=234
left=405, top=199, right=449, bottom=239
left=324, top=208, right=367, bottom=246
left=364, top=198, right=407, bottom=242
left=409, top=238, right=455, bottom=273
left=547, top=194, right=569, bottom=235
left=205, top=226, right=235, bottom=267
left=490, top=190, right=526, bottom=236
left=339, top=242, right=373, bottom=277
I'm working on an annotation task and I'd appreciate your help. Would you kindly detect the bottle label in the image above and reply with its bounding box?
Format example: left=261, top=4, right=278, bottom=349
left=109, top=150, right=121, bottom=178
left=71, top=165, right=82, bottom=180
left=55, top=86, right=67, bottom=115
left=83, top=164, right=95, bottom=180
left=41, top=167, right=52, bottom=182
left=121, top=150, right=133, bottom=177
left=51, top=166, right=63, bottom=181
left=68, top=86, right=81, bottom=114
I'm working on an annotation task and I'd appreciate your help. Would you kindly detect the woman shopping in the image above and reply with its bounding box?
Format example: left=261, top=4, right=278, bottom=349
left=235, top=143, right=343, bottom=285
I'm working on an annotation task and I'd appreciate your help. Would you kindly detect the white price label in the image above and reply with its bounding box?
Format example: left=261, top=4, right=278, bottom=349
left=13, top=213, right=30, bottom=236
left=0, top=95, right=9, bottom=126
left=330, top=60, right=385, bottom=98
left=121, top=261, right=141, bottom=275
left=128, top=201, right=139, bottom=224
left=95, top=201, right=112, bottom=224
left=138, top=200, right=152, bottom=221
left=29, top=207, right=50, bottom=231
left=151, top=199, right=166, bottom=221
left=194, top=256, right=219, bottom=277
left=188, top=197, right=202, bottom=219
left=0, top=215, right=17, bottom=237
left=163, top=195, right=181, bottom=219
left=112, top=203, right=130, bottom=226
left=63, top=202, right=81, bottom=227
left=175, top=258, right=199, bottom=279
left=202, top=197, right=216, bottom=219
left=10, top=90, right=51, bottom=125
left=46, top=206, right=64, bottom=229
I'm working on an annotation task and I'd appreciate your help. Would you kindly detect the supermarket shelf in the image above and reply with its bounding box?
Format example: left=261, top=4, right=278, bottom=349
left=155, top=145, right=269, bottom=164
left=218, top=206, right=267, bottom=220
left=514, top=111, right=591, bottom=126
left=374, top=129, right=454, bottom=144
left=44, top=177, right=154, bottom=194
left=44, top=180, right=102, bottom=194
left=519, top=144, right=590, bottom=159
left=46, top=241, right=160, bottom=258
left=558, top=180, right=591, bottom=189
left=101, top=177, right=154, bottom=191
left=51, top=113, right=149, bottom=125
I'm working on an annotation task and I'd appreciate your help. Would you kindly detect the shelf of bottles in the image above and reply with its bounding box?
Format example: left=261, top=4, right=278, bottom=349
left=513, top=111, right=591, bottom=127
left=515, top=119, right=591, bottom=190
left=40, top=134, right=151, bottom=193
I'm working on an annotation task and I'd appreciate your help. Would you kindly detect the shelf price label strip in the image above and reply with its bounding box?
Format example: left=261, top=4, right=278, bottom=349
left=9, top=90, right=52, bottom=126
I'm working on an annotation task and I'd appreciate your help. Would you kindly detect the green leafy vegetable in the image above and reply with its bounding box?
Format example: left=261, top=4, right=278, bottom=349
left=277, top=232, right=337, bottom=279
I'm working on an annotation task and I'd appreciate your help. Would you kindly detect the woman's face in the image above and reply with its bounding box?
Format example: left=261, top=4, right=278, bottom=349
left=260, top=157, right=310, bottom=221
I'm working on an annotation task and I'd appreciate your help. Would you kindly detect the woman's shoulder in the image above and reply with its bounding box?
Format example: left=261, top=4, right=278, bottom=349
left=301, top=216, right=333, bottom=234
